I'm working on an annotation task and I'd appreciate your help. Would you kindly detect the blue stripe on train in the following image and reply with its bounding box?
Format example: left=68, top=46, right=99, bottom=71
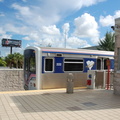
left=42, top=51, right=113, bottom=57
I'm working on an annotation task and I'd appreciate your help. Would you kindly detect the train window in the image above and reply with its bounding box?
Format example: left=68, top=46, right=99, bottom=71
left=97, top=59, right=101, bottom=70
left=64, top=59, right=83, bottom=71
left=45, top=58, right=54, bottom=72
left=97, top=58, right=109, bottom=70
left=104, top=59, right=107, bottom=69
left=30, top=57, right=36, bottom=73
left=24, top=49, right=36, bottom=73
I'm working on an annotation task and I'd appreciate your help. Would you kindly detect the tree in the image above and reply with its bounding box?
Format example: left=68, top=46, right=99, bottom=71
left=13, top=53, right=23, bottom=68
left=17, top=53, right=24, bottom=68
left=5, top=53, right=23, bottom=69
left=5, top=54, right=14, bottom=69
left=97, top=32, right=115, bottom=51
left=0, top=58, right=6, bottom=67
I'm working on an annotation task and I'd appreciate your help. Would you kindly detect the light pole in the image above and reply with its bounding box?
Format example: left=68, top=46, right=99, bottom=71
left=64, top=30, right=67, bottom=48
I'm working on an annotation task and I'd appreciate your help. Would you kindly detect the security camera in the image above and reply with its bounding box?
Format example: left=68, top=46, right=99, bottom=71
left=111, top=26, right=115, bottom=30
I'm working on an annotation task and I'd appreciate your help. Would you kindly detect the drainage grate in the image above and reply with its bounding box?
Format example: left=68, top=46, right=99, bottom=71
left=67, top=106, right=82, bottom=111
left=82, top=102, right=97, bottom=107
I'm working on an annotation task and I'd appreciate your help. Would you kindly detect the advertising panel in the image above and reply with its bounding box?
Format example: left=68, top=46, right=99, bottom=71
left=2, top=38, right=21, bottom=47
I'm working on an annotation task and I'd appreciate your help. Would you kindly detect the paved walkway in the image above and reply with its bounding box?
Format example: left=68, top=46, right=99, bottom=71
left=0, top=89, right=120, bottom=120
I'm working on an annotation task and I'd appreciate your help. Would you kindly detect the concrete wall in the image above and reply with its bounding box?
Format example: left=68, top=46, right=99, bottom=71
left=113, top=34, right=120, bottom=95
left=113, top=18, right=120, bottom=95
left=0, top=69, right=24, bottom=91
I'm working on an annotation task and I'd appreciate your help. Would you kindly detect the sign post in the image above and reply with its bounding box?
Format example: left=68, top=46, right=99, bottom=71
left=106, top=58, right=110, bottom=90
left=10, top=46, right=12, bottom=54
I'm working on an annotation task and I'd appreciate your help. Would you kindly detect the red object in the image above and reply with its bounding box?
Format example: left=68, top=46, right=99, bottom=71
left=107, top=65, right=110, bottom=90
left=106, top=59, right=110, bottom=66
left=87, top=80, right=91, bottom=85
left=34, top=83, right=36, bottom=87
left=5, top=40, right=9, bottom=45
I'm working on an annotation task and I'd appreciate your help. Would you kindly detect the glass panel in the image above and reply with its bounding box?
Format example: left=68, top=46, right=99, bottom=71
left=64, top=63, right=83, bottom=71
left=30, top=57, right=36, bottom=72
left=64, top=59, right=83, bottom=71
left=97, top=59, right=101, bottom=70
left=104, top=59, right=107, bottom=69
left=45, top=59, right=53, bottom=71
left=65, top=59, right=83, bottom=62
left=24, top=49, right=36, bottom=86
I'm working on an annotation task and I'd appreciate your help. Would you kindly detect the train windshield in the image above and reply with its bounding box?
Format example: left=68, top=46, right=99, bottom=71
left=24, top=49, right=36, bottom=89
left=24, top=49, right=36, bottom=73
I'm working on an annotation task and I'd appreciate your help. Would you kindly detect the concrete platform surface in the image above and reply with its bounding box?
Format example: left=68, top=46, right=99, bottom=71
left=0, top=89, right=120, bottom=120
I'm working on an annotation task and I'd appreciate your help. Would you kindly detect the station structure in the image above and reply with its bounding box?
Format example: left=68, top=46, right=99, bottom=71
left=113, top=18, right=120, bottom=95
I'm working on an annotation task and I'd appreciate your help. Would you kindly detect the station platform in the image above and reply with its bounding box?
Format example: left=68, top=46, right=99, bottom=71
left=0, top=88, right=120, bottom=120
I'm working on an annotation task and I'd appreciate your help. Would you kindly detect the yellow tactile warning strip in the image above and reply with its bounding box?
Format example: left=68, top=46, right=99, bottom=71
left=0, top=87, right=87, bottom=94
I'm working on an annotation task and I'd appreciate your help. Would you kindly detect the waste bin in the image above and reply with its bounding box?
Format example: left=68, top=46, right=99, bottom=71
left=87, top=70, right=96, bottom=89
left=66, top=73, right=74, bottom=93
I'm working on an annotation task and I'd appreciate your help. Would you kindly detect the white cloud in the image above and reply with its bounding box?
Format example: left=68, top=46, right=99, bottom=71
left=67, top=37, right=88, bottom=48
left=81, top=0, right=105, bottom=7
left=62, top=23, right=70, bottom=34
left=3, top=24, right=31, bottom=35
left=42, top=38, right=55, bottom=47
left=99, top=10, right=120, bottom=27
left=28, top=32, right=40, bottom=40
left=0, top=0, right=106, bottom=56
left=74, top=13, right=99, bottom=44
left=22, top=36, right=30, bottom=41
left=99, top=15, right=114, bottom=26
left=12, top=3, right=31, bottom=16
left=31, top=37, right=62, bottom=48
left=26, top=44, right=30, bottom=47
left=62, top=23, right=70, bottom=43
left=0, top=34, right=12, bottom=40
left=22, top=25, right=61, bottom=45
left=9, top=0, right=104, bottom=38
left=90, top=37, right=100, bottom=44
left=42, top=0, right=105, bottom=14
left=0, top=28, right=5, bottom=34
left=11, top=3, right=44, bottom=28
left=114, top=10, right=120, bottom=18
left=42, top=25, right=60, bottom=35
left=11, top=0, right=105, bottom=27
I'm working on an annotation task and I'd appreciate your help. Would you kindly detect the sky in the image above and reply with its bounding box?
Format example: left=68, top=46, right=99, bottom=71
left=0, top=0, right=120, bottom=57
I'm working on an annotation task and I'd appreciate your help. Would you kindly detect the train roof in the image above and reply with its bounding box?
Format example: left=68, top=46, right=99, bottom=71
left=25, top=46, right=114, bottom=57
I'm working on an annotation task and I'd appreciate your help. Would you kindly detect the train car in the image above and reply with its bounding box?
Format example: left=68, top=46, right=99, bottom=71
left=24, top=46, right=114, bottom=90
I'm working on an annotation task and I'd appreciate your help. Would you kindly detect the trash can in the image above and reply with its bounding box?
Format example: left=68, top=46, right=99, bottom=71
left=66, top=73, right=74, bottom=93
left=87, top=70, right=96, bottom=89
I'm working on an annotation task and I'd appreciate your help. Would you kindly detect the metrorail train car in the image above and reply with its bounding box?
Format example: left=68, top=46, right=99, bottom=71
left=24, top=46, right=114, bottom=90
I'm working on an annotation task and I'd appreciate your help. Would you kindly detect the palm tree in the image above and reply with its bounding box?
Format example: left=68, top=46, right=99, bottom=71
left=5, top=54, right=14, bottom=68
left=5, top=53, right=24, bottom=69
left=97, top=32, right=115, bottom=51
left=13, top=53, right=21, bottom=68
left=17, top=53, right=24, bottom=68
left=0, top=57, right=6, bottom=67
